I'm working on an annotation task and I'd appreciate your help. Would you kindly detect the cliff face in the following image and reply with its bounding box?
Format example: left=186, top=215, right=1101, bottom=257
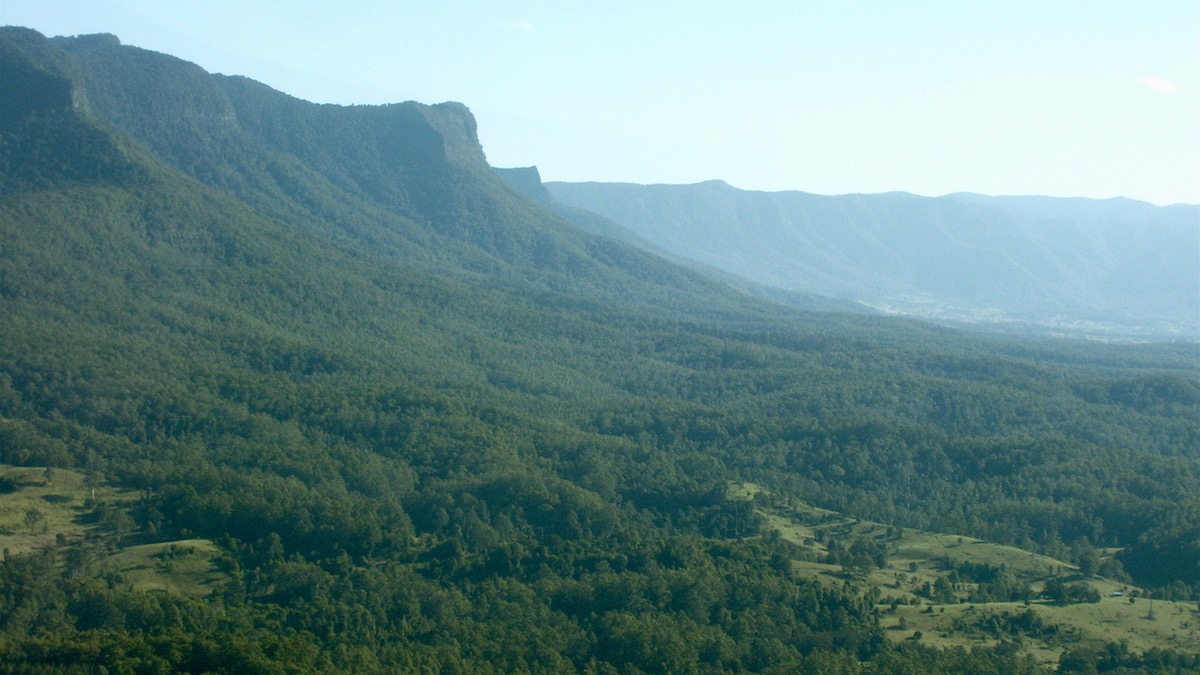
left=211, top=74, right=491, bottom=224
left=50, top=32, right=487, bottom=172
left=493, top=166, right=554, bottom=203
left=23, top=31, right=556, bottom=260
left=48, top=33, right=491, bottom=226
left=0, top=28, right=149, bottom=193
left=2, top=28, right=760, bottom=319
left=54, top=33, right=241, bottom=154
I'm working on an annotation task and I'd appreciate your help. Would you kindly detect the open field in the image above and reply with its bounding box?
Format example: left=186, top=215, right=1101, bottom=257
left=739, top=483, right=1200, bottom=667
left=0, top=464, right=125, bottom=555
left=0, top=464, right=226, bottom=598
left=108, top=538, right=227, bottom=598
left=881, top=596, right=1200, bottom=668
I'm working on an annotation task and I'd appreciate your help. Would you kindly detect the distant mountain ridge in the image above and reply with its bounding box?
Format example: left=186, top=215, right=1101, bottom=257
left=546, top=179, right=1199, bottom=340
left=495, top=166, right=873, bottom=315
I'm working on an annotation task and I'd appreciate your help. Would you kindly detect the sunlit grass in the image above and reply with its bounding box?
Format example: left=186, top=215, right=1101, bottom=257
left=0, top=464, right=227, bottom=598
left=747, top=484, right=1200, bottom=668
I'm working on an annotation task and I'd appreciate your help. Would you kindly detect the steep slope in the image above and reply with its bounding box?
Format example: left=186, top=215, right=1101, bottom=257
left=49, top=32, right=801, bottom=330
left=495, top=165, right=663, bottom=247
left=546, top=180, right=1200, bottom=339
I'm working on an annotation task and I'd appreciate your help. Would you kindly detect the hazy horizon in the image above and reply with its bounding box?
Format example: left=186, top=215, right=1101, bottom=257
left=4, top=1, right=1197, bottom=206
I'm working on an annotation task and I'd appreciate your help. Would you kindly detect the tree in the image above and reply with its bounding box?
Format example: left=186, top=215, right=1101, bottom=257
left=24, top=508, right=45, bottom=534
left=933, top=576, right=956, bottom=604
left=1068, top=535, right=1101, bottom=577
left=1042, top=577, right=1068, bottom=604
left=100, top=508, right=136, bottom=547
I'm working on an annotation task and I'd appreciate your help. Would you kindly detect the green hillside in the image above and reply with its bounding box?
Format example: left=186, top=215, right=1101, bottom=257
left=1, top=27, right=1197, bottom=672
left=738, top=483, right=1200, bottom=668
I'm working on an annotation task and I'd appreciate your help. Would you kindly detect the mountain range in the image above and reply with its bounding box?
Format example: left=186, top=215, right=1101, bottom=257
left=1, top=27, right=1198, bottom=672
left=535, top=177, right=1199, bottom=340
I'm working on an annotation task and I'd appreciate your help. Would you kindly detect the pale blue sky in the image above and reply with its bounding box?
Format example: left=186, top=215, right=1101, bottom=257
left=3, top=1, right=1197, bottom=204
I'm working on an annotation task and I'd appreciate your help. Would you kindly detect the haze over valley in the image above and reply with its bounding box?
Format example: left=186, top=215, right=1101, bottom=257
left=532, top=175, right=1199, bottom=340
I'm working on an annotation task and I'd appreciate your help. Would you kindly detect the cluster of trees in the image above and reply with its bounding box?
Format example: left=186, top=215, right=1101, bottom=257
left=1041, top=578, right=1101, bottom=605
left=952, top=609, right=1064, bottom=645
left=960, top=567, right=1033, bottom=604
left=1058, top=643, right=1200, bottom=674
left=824, top=537, right=889, bottom=576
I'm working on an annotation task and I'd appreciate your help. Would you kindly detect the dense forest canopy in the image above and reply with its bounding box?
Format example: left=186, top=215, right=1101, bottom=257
left=1, top=27, right=1197, bottom=672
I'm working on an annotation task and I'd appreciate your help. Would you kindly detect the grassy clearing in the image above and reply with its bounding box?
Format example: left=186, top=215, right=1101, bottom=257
left=737, top=482, right=1200, bottom=667
left=0, top=464, right=124, bottom=555
left=108, top=539, right=227, bottom=598
left=0, top=464, right=226, bottom=598
left=880, top=596, right=1200, bottom=669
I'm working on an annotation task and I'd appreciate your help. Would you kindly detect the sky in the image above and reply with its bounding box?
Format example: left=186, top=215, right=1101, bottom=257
left=3, top=1, right=1198, bottom=205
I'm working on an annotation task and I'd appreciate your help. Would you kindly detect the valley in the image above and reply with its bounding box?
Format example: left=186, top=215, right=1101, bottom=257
left=543, top=180, right=1199, bottom=341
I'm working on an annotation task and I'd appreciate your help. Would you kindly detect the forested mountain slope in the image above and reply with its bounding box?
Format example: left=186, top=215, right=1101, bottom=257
left=46, top=30, right=796, bottom=330
left=496, top=165, right=870, bottom=315
left=546, top=179, right=1200, bottom=340
left=1, top=27, right=1198, bottom=672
